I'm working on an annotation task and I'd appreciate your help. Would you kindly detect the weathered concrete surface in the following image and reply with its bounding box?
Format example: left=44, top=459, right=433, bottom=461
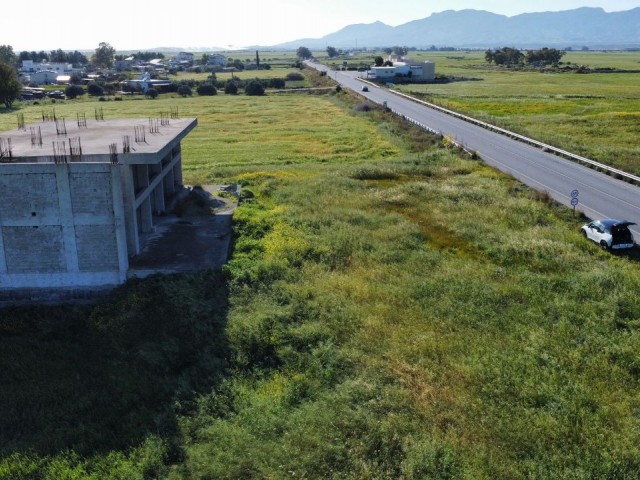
left=0, top=185, right=238, bottom=306
left=127, top=185, right=237, bottom=278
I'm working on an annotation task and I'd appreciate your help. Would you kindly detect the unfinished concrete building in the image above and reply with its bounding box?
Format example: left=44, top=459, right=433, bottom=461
left=0, top=114, right=197, bottom=291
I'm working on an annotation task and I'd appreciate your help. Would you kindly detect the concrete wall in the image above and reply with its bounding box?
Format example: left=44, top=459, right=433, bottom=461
left=0, top=163, right=128, bottom=288
left=0, top=118, right=194, bottom=291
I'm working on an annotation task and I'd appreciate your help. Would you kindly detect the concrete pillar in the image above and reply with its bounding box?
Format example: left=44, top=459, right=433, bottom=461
left=119, top=164, right=140, bottom=255
left=173, top=157, right=183, bottom=188
left=135, top=164, right=149, bottom=195
left=150, top=162, right=162, bottom=183
left=139, top=197, right=153, bottom=233
left=164, top=167, right=175, bottom=195
left=55, top=164, right=79, bottom=273
left=110, top=166, right=129, bottom=279
left=0, top=226, right=7, bottom=274
left=153, top=183, right=165, bottom=214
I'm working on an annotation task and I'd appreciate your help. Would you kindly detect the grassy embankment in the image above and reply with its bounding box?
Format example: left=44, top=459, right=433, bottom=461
left=2, top=73, right=640, bottom=478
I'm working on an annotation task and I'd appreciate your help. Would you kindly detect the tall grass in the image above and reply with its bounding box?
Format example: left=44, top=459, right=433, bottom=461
left=2, top=78, right=640, bottom=478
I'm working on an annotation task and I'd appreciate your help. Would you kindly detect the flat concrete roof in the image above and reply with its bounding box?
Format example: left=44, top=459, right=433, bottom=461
left=0, top=117, right=197, bottom=164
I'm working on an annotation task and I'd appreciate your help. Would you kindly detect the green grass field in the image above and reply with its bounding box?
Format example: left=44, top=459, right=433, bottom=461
left=2, top=70, right=640, bottom=479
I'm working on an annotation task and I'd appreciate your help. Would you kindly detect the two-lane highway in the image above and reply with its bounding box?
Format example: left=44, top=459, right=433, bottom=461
left=308, top=61, right=640, bottom=238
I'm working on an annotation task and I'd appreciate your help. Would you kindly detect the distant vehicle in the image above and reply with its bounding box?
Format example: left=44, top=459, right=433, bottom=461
left=581, top=219, right=636, bottom=250
left=21, top=87, right=46, bottom=100
left=48, top=91, right=66, bottom=100
left=361, top=86, right=369, bottom=92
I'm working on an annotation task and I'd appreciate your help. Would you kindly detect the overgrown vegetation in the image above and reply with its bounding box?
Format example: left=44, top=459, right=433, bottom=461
left=2, top=74, right=640, bottom=478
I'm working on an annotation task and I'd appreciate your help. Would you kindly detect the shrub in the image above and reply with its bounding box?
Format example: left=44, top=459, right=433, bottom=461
left=196, top=83, right=217, bottom=96
left=177, top=85, right=192, bottom=97
left=87, top=82, right=104, bottom=96
left=145, top=88, right=159, bottom=99
left=267, top=78, right=286, bottom=89
left=224, top=81, right=238, bottom=95
left=286, top=72, right=305, bottom=81
left=64, top=84, right=85, bottom=99
left=245, top=80, right=265, bottom=96
left=355, top=102, right=373, bottom=112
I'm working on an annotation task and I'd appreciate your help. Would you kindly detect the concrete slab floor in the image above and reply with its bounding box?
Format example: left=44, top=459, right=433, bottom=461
left=127, top=185, right=238, bottom=278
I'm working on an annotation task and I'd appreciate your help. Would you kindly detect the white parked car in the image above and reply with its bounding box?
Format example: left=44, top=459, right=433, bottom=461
left=581, top=219, right=636, bottom=250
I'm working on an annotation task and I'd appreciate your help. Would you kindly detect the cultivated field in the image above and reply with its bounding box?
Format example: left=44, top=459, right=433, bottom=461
left=2, top=74, right=640, bottom=478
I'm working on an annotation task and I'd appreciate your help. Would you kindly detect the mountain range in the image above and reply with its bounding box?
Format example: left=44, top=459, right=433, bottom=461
left=275, top=8, right=640, bottom=50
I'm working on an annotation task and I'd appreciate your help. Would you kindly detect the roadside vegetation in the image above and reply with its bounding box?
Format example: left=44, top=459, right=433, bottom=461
left=317, top=49, right=640, bottom=175
left=2, top=69, right=640, bottom=478
left=398, top=51, right=640, bottom=175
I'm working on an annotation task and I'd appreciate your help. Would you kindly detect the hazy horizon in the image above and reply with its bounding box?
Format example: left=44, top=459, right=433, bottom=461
left=4, top=1, right=638, bottom=52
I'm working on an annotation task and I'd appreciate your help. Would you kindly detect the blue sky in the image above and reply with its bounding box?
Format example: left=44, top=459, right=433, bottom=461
left=3, top=0, right=638, bottom=51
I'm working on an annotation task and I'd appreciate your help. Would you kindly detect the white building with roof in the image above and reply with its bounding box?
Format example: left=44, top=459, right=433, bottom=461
left=371, top=60, right=435, bottom=81
left=29, top=70, right=58, bottom=85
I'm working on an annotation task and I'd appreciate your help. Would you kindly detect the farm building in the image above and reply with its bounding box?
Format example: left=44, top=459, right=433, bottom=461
left=370, top=60, right=435, bottom=81
left=28, top=70, right=58, bottom=85
left=0, top=116, right=197, bottom=291
left=207, top=54, right=227, bottom=66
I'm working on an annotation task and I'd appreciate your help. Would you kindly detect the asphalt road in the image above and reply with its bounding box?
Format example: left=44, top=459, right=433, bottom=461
left=308, top=61, right=640, bottom=239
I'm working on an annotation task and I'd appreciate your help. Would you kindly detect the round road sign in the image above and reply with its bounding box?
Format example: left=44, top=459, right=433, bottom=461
left=571, top=197, right=579, bottom=207
left=571, top=189, right=579, bottom=198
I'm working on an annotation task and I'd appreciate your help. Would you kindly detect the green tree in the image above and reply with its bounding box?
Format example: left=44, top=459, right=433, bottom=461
left=267, top=78, right=285, bottom=89
left=392, top=46, right=408, bottom=56
left=87, top=82, right=104, bottom=96
left=525, top=48, right=565, bottom=66
left=177, top=84, right=192, bottom=97
left=296, top=46, right=312, bottom=60
left=200, top=54, right=210, bottom=66
left=0, top=62, right=22, bottom=108
left=68, top=50, right=89, bottom=66
left=64, top=84, right=85, bottom=99
left=196, top=83, right=217, bottom=96
left=49, top=48, right=67, bottom=62
left=485, top=47, right=524, bottom=66
left=374, top=56, right=384, bottom=67
left=92, top=42, right=116, bottom=69
left=0, top=45, right=16, bottom=65
left=224, top=81, right=238, bottom=95
left=145, top=88, right=159, bottom=99
left=245, top=79, right=265, bottom=96
left=327, top=46, right=338, bottom=58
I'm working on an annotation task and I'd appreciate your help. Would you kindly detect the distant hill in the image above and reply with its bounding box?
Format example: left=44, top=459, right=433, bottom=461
left=275, top=8, right=640, bottom=50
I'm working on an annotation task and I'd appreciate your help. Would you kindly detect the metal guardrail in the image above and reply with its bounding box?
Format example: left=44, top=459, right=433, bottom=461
left=387, top=89, right=640, bottom=186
